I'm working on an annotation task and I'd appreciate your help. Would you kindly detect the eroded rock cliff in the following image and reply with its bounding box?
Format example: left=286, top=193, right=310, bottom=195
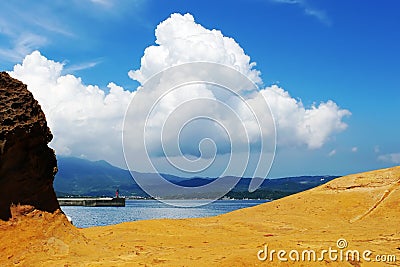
left=0, top=71, right=59, bottom=220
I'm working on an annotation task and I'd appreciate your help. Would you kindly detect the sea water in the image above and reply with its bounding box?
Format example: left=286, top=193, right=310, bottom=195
left=61, top=199, right=268, bottom=228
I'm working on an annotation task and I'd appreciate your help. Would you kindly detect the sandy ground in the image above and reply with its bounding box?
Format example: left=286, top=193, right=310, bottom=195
left=1, top=166, right=399, bottom=266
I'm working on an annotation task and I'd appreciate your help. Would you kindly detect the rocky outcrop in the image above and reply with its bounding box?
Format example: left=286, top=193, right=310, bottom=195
left=0, top=71, right=59, bottom=220
left=1, top=166, right=399, bottom=266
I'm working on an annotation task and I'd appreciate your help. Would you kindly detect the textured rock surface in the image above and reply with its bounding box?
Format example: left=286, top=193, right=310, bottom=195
left=0, top=167, right=399, bottom=266
left=0, top=71, right=59, bottom=220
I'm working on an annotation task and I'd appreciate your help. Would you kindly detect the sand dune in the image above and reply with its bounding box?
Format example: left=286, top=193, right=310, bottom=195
left=1, top=166, right=399, bottom=266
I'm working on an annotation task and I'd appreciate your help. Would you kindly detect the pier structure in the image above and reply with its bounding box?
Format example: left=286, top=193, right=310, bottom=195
left=58, top=197, right=125, bottom=207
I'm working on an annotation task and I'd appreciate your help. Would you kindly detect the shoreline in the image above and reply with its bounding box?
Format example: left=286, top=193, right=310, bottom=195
left=2, top=166, right=400, bottom=266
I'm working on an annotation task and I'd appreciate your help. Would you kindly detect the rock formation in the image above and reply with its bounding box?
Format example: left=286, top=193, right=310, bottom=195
left=1, top=166, right=399, bottom=266
left=0, top=71, right=59, bottom=220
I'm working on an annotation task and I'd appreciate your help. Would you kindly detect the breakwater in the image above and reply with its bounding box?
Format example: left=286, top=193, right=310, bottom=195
left=58, top=197, right=125, bottom=207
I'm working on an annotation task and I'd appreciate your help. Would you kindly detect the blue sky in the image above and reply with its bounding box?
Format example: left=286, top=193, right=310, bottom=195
left=1, top=0, right=399, bottom=177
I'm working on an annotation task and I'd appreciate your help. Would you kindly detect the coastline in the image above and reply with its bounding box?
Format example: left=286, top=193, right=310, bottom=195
left=2, top=166, right=399, bottom=266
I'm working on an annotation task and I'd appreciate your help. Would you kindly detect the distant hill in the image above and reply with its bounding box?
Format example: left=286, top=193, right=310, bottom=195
left=54, top=156, right=338, bottom=199
left=54, top=156, right=141, bottom=197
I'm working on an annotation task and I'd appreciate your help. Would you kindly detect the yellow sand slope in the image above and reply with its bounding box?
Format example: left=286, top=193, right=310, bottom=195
left=1, top=166, right=399, bottom=266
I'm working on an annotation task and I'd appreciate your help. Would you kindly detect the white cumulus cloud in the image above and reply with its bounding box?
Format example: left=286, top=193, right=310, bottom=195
left=9, top=51, right=135, bottom=165
left=129, top=13, right=261, bottom=85
left=8, top=13, right=350, bottom=174
left=261, top=85, right=350, bottom=149
left=129, top=13, right=350, bottom=150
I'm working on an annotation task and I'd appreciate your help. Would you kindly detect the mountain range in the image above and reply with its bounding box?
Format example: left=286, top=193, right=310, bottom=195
left=54, top=156, right=339, bottom=199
